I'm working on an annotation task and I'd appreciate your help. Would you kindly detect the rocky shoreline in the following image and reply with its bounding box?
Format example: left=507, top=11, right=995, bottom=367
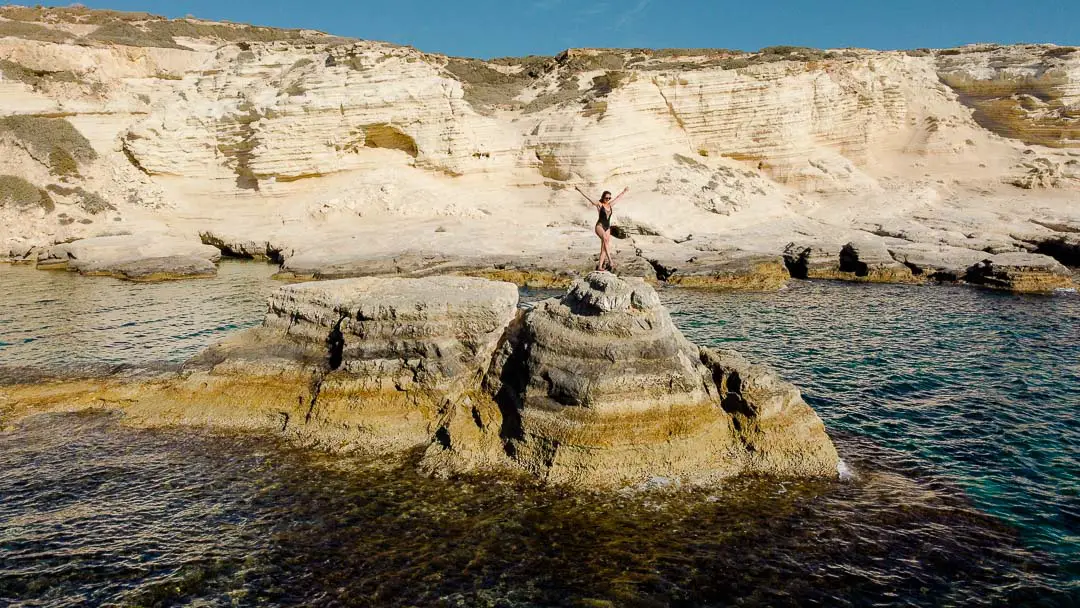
left=1, top=7, right=1078, bottom=298
left=2, top=272, right=840, bottom=488
left=5, top=230, right=1075, bottom=293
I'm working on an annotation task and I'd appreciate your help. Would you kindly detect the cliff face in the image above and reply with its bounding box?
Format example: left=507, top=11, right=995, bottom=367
left=1, top=7, right=1078, bottom=288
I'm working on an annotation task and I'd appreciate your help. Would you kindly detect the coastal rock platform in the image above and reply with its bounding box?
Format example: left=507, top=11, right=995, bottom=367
left=35, top=234, right=221, bottom=281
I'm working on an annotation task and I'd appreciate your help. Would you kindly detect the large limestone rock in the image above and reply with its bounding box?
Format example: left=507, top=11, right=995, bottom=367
left=884, top=240, right=991, bottom=281
left=430, top=272, right=839, bottom=486
left=700, top=348, right=840, bottom=477
left=783, top=239, right=920, bottom=284
left=37, top=234, right=221, bottom=280
left=963, top=253, right=1074, bottom=293
left=6, top=272, right=840, bottom=488
left=185, top=276, right=520, bottom=452
left=635, top=236, right=790, bottom=290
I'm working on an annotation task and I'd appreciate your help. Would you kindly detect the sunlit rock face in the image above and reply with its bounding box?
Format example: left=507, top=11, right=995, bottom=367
left=181, top=275, right=520, bottom=454
left=2, top=271, right=840, bottom=488
left=1, top=8, right=1077, bottom=291
left=936, top=44, right=1080, bottom=148
left=440, top=272, right=840, bottom=487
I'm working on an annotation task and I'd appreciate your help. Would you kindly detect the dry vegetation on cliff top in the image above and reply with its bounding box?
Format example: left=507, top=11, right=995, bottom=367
left=0, top=58, right=82, bottom=89
left=0, top=4, right=328, bottom=49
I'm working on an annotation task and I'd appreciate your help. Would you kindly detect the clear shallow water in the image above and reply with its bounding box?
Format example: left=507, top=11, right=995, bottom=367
left=0, top=261, right=279, bottom=381
left=663, top=282, right=1080, bottom=577
left=0, top=265, right=1078, bottom=606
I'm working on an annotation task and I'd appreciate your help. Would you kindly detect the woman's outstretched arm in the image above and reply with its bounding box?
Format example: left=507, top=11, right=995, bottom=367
left=609, top=186, right=630, bottom=206
left=574, top=185, right=599, bottom=207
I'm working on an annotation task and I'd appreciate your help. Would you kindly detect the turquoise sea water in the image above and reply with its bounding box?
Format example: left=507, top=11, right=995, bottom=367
left=0, top=263, right=1077, bottom=606
left=663, top=282, right=1080, bottom=576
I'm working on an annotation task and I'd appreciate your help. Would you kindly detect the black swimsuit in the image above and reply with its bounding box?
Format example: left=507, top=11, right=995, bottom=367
left=597, top=204, right=612, bottom=231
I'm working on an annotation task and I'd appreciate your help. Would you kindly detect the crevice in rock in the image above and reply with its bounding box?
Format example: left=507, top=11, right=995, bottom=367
left=652, top=79, right=688, bottom=132
left=929, top=271, right=960, bottom=282
left=838, top=244, right=869, bottom=277
left=782, top=246, right=810, bottom=279
left=899, top=260, right=924, bottom=276
left=305, top=374, right=322, bottom=425
left=264, top=244, right=285, bottom=264
left=864, top=225, right=912, bottom=241
left=484, top=315, right=528, bottom=453
left=434, top=426, right=452, bottom=449
left=121, top=139, right=151, bottom=175
left=1030, top=219, right=1080, bottom=234
left=1019, top=236, right=1080, bottom=267
left=327, top=315, right=346, bottom=371
left=647, top=258, right=675, bottom=281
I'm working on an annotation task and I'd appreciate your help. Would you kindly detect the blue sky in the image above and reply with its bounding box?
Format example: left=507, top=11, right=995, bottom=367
left=42, top=0, right=1080, bottom=58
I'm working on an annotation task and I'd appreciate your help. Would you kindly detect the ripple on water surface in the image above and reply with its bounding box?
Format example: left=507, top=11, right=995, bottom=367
left=0, top=267, right=1078, bottom=605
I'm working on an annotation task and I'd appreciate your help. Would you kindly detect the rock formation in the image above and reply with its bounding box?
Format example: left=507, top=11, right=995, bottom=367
left=3, top=272, right=841, bottom=488
left=0, top=7, right=1076, bottom=291
left=182, top=275, right=520, bottom=453
left=444, top=272, right=838, bottom=485
left=34, top=234, right=221, bottom=280
left=963, top=253, right=1074, bottom=292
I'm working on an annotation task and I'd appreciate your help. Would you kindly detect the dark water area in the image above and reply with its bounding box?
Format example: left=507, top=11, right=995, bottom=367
left=1, top=264, right=1078, bottom=606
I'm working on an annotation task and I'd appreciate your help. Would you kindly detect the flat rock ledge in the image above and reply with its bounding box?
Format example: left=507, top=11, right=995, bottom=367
left=6, top=273, right=839, bottom=488
left=34, top=234, right=220, bottom=281
left=963, top=252, right=1074, bottom=293
left=784, top=239, right=1075, bottom=293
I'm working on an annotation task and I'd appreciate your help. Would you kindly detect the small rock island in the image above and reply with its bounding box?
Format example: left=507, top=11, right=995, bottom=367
left=9, top=272, right=838, bottom=488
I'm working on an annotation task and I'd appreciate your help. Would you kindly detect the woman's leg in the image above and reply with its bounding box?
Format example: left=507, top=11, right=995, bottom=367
left=595, top=223, right=609, bottom=270
left=603, top=231, right=615, bottom=271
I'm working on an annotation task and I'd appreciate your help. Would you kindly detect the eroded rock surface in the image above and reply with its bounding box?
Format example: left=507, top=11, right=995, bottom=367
left=0, top=9, right=1077, bottom=292
left=37, top=234, right=221, bottom=280
left=6, top=272, right=841, bottom=488
left=186, top=275, right=520, bottom=453
left=431, top=272, right=840, bottom=486
left=963, top=253, right=1074, bottom=292
left=784, top=240, right=920, bottom=284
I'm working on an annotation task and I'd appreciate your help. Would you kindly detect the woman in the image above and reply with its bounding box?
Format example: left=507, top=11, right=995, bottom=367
left=575, top=185, right=629, bottom=272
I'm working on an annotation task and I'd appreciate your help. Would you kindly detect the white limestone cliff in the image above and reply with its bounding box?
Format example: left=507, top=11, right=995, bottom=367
left=1, top=7, right=1077, bottom=290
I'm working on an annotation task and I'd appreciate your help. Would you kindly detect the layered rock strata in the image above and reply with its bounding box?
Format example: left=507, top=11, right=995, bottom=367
left=181, top=276, right=520, bottom=453
left=452, top=272, right=838, bottom=485
left=3, top=272, right=840, bottom=488
left=1, top=8, right=1077, bottom=296
left=783, top=240, right=922, bottom=284
left=963, top=253, right=1074, bottom=293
